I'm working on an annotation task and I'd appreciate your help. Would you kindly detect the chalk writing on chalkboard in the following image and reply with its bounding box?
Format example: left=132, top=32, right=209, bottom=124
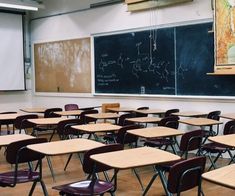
left=94, top=22, right=235, bottom=96
left=95, top=27, right=175, bottom=95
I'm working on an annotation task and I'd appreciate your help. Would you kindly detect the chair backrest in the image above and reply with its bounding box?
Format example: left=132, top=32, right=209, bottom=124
left=64, top=104, right=79, bottom=111
left=6, top=138, right=47, bottom=164
left=57, top=118, right=83, bottom=138
left=135, top=107, right=149, bottom=117
left=14, top=114, right=38, bottom=130
left=179, top=130, right=202, bottom=153
left=207, top=110, right=221, bottom=121
left=44, top=108, right=62, bottom=118
left=83, top=144, right=123, bottom=174
left=80, top=110, right=98, bottom=124
left=167, top=156, right=206, bottom=194
left=117, top=113, right=136, bottom=126
left=116, top=124, right=140, bottom=145
left=158, top=116, right=180, bottom=129
left=223, top=120, right=235, bottom=135
left=165, top=109, right=179, bottom=117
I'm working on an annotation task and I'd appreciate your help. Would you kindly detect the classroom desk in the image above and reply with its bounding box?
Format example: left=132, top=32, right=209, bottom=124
left=27, top=117, right=66, bottom=141
left=127, top=126, right=184, bottom=139
left=179, top=117, right=222, bottom=126
left=27, top=117, right=66, bottom=126
left=172, top=111, right=208, bottom=117
left=0, top=113, right=24, bottom=134
left=0, top=113, right=23, bottom=121
left=132, top=109, right=166, bottom=116
left=20, top=108, right=47, bottom=113
left=106, top=107, right=134, bottom=113
left=208, top=134, right=235, bottom=148
left=126, top=116, right=162, bottom=124
left=0, top=134, right=34, bottom=147
left=127, top=126, right=184, bottom=154
left=208, top=134, right=235, bottom=164
left=54, top=110, right=83, bottom=117
left=91, top=146, right=180, bottom=195
left=202, top=164, right=235, bottom=190
left=71, top=123, right=122, bottom=140
left=27, top=138, right=104, bottom=180
left=220, top=113, right=235, bottom=120
left=85, top=112, right=120, bottom=122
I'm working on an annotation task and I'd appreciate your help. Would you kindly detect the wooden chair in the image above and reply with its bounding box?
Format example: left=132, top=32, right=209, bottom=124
left=101, top=103, right=120, bottom=113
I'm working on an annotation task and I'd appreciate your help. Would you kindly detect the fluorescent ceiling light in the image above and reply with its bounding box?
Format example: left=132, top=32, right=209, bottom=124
left=0, top=0, right=44, bottom=11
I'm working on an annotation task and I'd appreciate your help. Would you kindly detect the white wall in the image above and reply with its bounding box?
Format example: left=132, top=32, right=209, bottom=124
left=20, top=0, right=234, bottom=131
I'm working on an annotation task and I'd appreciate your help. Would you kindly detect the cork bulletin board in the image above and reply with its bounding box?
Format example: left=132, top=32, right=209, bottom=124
left=34, top=38, right=91, bottom=93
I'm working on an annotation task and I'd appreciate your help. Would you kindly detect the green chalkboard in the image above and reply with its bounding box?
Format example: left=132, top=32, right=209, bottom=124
left=94, top=22, right=235, bottom=96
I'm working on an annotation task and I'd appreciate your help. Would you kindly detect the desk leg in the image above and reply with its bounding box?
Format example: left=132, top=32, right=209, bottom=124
left=46, top=156, right=56, bottom=182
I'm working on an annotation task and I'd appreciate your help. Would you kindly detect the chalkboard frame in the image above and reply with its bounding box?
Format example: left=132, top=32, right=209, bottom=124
left=92, top=18, right=235, bottom=99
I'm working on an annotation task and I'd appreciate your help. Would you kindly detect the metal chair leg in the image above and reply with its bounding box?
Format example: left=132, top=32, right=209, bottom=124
left=46, top=156, right=55, bottom=181
left=64, top=153, right=73, bottom=171
left=29, top=181, right=38, bottom=196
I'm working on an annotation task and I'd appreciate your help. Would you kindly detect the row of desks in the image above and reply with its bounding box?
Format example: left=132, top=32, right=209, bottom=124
left=1, top=132, right=235, bottom=192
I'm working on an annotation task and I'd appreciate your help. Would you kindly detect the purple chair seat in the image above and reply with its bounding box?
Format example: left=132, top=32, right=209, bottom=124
left=53, top=180, right=113, bottom=195
left=201, top=142, right=228, bottom=153
left=0, top=170, right=40, bottom=185
left=144, top=138, right=172, bottom=147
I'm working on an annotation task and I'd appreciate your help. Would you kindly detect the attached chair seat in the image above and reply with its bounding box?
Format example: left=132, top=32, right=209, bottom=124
left=54, top=180, right=114, bottom=195
left=0, top=170, right=40, bottom=186
left=201, top=142, right=229, bottom=153
left=144, top=138, right=173, bottom=148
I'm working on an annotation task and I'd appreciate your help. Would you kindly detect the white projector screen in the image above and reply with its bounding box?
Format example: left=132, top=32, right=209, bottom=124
left=0, top=12, right=25, bottom=91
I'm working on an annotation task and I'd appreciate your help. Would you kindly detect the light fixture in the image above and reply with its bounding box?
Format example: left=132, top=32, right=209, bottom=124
left=0, top=0, right=44, bottom=11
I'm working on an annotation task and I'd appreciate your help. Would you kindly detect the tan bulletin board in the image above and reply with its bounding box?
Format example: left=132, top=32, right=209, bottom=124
left=34, top=38, right=91, bottom=93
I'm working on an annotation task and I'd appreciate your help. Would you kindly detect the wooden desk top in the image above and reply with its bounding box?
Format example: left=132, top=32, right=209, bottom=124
left=0, top=134, right=34, bottom=147
left=54, top=110, right=83, bottom=116
left=107, top=107, right=134, bottom=113
left=172, top=111, right=208, bottom=117
left=220, top=113, right=235, bottom=120
left=20, top=108, right=46, bottom=113
left=0, top=113, right=23, bottom=120
left=179, top=118, right=222, bottom=126
left=202, top=164, right=235, bottom=189
left=133, top=109, right=165, bottom=115
left=85, top=113, right=120, bottom=119
left=27, top=138, right=104, bottom=156
left=126, top=117, right=161, bottom=123
left=91, top=146, right=180, bottom=169
left=72, top=123, right=122, bottom=133
left=127, top=126, right=184, bottom=138
left=27, top=117, right=66, bottom=125
left=208, top=134, right=235, bottom=148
